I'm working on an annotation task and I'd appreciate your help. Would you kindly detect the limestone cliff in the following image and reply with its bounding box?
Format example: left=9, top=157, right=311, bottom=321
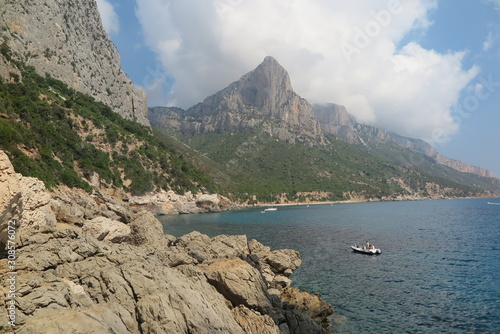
left=0, top=0, right=149, bottom=126
left=152, top=57, right=325, bottom=145
left=0, top=150, right=334, bottom=333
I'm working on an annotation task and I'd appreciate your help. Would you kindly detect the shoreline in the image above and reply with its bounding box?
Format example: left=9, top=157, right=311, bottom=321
left=205, top=194, right=500, bottom=215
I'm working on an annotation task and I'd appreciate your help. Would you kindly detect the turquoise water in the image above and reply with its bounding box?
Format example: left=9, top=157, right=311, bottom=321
left=159, top=198, right=500, bottom=333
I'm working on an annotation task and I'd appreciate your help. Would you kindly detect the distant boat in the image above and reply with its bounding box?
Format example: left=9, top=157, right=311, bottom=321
left=351, top=244, right=381, bottom=255
left=487, top=202, right=500, bottom=205
left=262, top=192, right=278, bottom=212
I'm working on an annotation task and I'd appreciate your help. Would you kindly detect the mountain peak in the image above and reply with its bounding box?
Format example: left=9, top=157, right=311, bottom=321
left=262, top=55, right=280, bottom=65
left=176, top=56, right=324, bottom=144
left=246, top=56, right=292, bottom=93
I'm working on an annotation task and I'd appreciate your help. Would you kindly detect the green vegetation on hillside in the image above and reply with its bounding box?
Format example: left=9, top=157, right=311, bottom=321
left=0, top=66, right=218, bottom=195
left=151, top=126, right=495, bottom=203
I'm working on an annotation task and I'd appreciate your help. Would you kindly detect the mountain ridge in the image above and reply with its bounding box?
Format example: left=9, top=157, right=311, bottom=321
left=312, top=103, right=493, bottom=178
left=150, top=56, right=494, bottom=180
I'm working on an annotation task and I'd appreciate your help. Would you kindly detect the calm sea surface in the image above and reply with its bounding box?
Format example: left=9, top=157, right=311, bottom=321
left=159, top=198, right=500, bottom=333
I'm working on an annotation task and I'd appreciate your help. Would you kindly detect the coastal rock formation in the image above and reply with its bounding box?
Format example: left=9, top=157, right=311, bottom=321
left=0, top=151, right=56, bottom=247
left=129, top=189, right=237, bottom=214
left=0, top=0, right=149, bottom=126
left=0, top=151, right=334, bottom=333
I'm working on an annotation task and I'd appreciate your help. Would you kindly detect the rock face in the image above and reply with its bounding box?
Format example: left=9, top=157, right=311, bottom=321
left=0, top=151, right=334, bottom=333
left=151, top=56, right=325, bottom=145
left=0, top=151, right=56, bottom=247
left=0, top=0, right=149, bottom=126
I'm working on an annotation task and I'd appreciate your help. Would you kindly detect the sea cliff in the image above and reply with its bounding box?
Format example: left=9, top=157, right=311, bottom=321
left=0, top=150, right=334, bottom=333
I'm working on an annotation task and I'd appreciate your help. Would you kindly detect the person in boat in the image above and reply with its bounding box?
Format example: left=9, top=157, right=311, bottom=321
left=366, top=241, right=371, bottom=249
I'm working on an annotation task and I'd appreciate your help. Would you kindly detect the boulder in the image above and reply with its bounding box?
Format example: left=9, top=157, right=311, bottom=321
left=264, top=249, right=302, bottom=275
left=203, top=258, right=273, bottom=314
left=82, top=217, right=131, bottom=243
left=174, top=232, right=250, bottom=263
left=232, top=305, right=282, bottom=334
left=18, top=176, right=56, bottom=229
left=128, top=210, right=173, bottom=249
left=281, top=287, right=334, bottom=332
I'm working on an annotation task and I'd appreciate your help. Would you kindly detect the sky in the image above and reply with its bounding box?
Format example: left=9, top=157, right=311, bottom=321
left=95, top=0, right=500, bottom=177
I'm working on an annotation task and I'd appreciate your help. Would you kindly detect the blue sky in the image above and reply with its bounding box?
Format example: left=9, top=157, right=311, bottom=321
left=97, top=0, right=500, bottom=177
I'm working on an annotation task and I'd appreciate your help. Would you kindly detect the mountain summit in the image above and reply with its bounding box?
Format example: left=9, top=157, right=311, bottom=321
left=237, top=56, right=294, bottom=110
left=154, top=57, right=324, bottom=145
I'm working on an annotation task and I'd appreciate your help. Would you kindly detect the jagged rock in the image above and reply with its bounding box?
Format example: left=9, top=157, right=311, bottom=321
left=82, top=216, right=130, bottom=243
left=232, top=305, right=282, bottom=334
left=0, top=150, right=56, bottom=248
left=174, top=232, right=250, bottom=263
left=281, top=288, right=334, bottom=332
left=0, top=223, right=333, bottom=334
left=0, top=0, right=149, bottom=126
left=0, top=150, right=22, bottom=243
left=203, top=258, right=273, bottom=314
left=15, top=305, right=132, bottom=334
left=127, top=210, right=175, bottom=250
left=18, top=177, right=56, bottom=229
left=249, top=238, right=272, bottom=257
left=2, top=227, right=254, bottom=334
left=51, top=186, right=100, bottom=226
left=263, top=249, right=302, bottom=276
left=281, top=307, right=326, bottom=334
left=135, top=265, right=246, bottom=334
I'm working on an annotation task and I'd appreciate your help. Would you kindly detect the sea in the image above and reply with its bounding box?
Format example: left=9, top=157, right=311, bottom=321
left=158, top=198, right=500, bottom=333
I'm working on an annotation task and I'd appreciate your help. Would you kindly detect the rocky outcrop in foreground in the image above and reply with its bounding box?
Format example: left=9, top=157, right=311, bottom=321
left=0, top=151, right=333, bottom=333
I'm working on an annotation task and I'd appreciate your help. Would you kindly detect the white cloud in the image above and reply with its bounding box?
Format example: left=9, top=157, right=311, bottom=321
left=483, top=31, right=495, bottom=51
left=96, top=0, right=120, bottom=35
left=135, top=0, right=479, bottom=143
left=484, top=0, right=500, bottom=11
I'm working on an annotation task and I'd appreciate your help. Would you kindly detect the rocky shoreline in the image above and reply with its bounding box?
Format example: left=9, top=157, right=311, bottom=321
left=0, top=150, right=334, bottom=333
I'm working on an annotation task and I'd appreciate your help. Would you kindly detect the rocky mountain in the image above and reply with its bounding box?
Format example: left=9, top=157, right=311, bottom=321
left=151, top=57, right=493, bottom=179
left=151, top=56, right=324, bottom=145
left=150, top=57, right=499, bottom=202
left=312, top=103, right=493, bottom=177
left=0, top=0, right=149, bottom=126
